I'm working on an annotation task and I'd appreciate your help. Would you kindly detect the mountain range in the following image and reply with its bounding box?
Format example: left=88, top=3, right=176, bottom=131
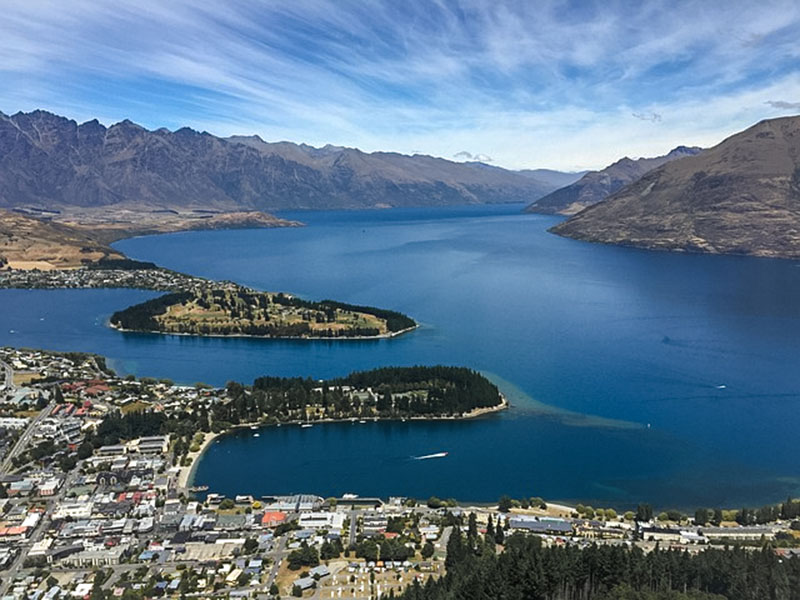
left=552, top=115, right=800, bottom=259
left=0, top=110, right=561, bottom=217
left=525, top=146, right=702, bottom=215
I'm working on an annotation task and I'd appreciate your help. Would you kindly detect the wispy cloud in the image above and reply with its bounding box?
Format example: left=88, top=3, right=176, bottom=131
left=2, top=0, right=800, bottom=169
left=632, top=112, right=663, bottom=123
left=453, top=151, right=493, bottom=162
left=765, top=100, right=800, bottom=110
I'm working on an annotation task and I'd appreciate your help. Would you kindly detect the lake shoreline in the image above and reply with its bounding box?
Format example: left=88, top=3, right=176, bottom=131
left=184, top=394, right=509, bottom=491
left=109, top=321, right=419, bottom=341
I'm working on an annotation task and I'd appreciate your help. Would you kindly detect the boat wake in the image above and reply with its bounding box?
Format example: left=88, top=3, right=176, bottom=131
left=413, top=452, right=449, bottom=460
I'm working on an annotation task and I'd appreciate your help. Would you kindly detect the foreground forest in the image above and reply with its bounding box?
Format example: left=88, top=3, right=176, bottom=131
left=398, top=529, right=800, bottom=600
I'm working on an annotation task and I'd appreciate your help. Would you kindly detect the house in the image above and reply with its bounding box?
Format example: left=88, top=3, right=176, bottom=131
left=294, top=577, right=315, bottom=591
left=309, top=565, right=330, bottom=579
left=261, top=511, right=286, bottom=527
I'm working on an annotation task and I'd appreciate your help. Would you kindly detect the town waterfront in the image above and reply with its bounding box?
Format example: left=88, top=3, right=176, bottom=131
left=2, top=204, right=800, bottom=507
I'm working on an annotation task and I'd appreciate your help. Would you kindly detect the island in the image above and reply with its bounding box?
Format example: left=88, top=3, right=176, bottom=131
left=109, top=286, right=417, bottom=339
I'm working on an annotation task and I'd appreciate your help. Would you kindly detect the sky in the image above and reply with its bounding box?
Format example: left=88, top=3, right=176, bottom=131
left=2, top=0, right=800, bottom=170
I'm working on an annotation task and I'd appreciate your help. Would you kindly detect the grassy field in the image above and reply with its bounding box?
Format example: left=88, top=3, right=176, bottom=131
left=159, top=297, right=387, bottom=335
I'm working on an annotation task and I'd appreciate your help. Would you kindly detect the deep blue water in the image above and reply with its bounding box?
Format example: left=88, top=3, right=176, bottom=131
left=2, top=203, right=800, bottom=509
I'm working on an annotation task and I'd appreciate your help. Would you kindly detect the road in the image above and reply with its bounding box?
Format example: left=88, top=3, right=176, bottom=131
left=1, top=401, right=53, bottom=476
left=348, top=509, right=360, bottom=547
left=0, top=358, right=13, bottom=392
left=0, top=402, right=53, bottom=475
left=265, top=534, right=288, bottom=591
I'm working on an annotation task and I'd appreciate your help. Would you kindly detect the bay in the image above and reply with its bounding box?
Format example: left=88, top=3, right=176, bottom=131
left=2, top=203, right=800, bottom=508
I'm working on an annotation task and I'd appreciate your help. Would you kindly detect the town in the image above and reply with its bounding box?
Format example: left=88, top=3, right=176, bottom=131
left=1, top=347, right=799, bottom=600
left=0, top=263, right=215, bottom=293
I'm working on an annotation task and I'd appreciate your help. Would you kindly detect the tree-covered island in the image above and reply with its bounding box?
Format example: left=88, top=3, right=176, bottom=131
left=109, top=285, right=416, bottom=339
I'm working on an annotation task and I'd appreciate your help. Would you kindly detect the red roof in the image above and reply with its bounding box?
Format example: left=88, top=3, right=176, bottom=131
left=261, top=511, right=287, bottom=525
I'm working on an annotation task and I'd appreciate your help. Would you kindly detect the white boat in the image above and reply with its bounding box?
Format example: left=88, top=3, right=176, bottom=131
left=250, top=425, right=258, bottom=430
left=414, top=452, right=448, bottom=460
left=358, top=420, right=367, bottom=424
left=253, top=433, right=260, bottom=437
left=301, top=423, right=313, bottom=428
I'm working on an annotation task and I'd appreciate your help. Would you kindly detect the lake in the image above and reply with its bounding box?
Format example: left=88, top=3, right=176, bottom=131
left=2, top=203, right=799, bottom=509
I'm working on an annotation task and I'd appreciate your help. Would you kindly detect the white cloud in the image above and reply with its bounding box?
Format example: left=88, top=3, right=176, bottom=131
left=1, top=0, right=800, bottom=170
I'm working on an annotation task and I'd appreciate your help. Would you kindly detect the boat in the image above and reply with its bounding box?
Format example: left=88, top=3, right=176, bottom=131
left=415, top=452, right=449, bottom=460
left=301, top=423, right=313, bottom=428
left=358, top=420, right=367, bottom=424
left=188, top=485, right=209, bottom=493
left=253, top=433, right=260, bottom=437
left=250, top=425, right=258, bottom=430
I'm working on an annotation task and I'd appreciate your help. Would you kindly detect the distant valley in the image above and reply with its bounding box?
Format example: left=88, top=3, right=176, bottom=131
left=525, top=146, right=702, bottom=215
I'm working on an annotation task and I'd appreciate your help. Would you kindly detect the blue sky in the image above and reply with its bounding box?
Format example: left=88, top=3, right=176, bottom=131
left=2, top=0, right=800, bottom=170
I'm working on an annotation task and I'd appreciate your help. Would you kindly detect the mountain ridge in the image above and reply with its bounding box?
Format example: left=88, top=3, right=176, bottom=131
left=551, top=115, right=800, bottom=259
left=525, top=146, right=702, bottom=215
left=0, top=109, right=562, bottom=214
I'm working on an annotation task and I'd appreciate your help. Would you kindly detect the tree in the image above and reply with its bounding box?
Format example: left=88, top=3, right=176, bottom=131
left=77, top=442, right=94, bottom=460
left=636, top=503, right=653, bottom=522
left=219, top=498, right=235, bottom=510
left=623, top=511, right=635, bottom=521
left=59, top=456, right=77, bottom=472
left=695, top=508, right=710, bottom=526
left=291, top=584, right=302, bottom=597
left=421, top=542, right=434, bottom=559
left=494, top=524, right=505, bottom=545
left=467, top=513, right=478, bottom=540
left=288, top=542, right=319, bottom=570
left=243, top=538, right=259, bottom=554
left=269, top=583, right=279, bottom=596
left=712, top=508, right=723, bottom=526
left=498, top=495, right=513, bottom=513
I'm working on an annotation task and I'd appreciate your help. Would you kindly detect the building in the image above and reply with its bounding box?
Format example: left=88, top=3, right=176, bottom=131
left=639, top=527, right=683, bottom=543
left=263, top=494, right=323, bottom=512
left=134, top=436, right=169, bottom=454
left=509, top=516, right=574, bottom=536
left=298, top=512, right=345, bottom=530
left=61, top=546, right=127, bottom=567
left=261, top=511, right=287, bottom=527
left=700, top=526, right=776, bottom=542
left=96, top=444, right=127, bottom=458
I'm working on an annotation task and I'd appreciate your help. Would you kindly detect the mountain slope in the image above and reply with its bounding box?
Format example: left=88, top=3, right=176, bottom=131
left=0, top=110, right=556, bottom=214
left=551, top=116, right=800, bottom=259
left=525, top=146, right=702, bottom=215
left=0, top=209, right=123, bottom=269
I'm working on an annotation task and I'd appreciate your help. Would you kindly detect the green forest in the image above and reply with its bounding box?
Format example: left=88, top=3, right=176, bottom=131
left=84, top=366, right=502, bottom=465
left=397, top=528, right=800, bottom=600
